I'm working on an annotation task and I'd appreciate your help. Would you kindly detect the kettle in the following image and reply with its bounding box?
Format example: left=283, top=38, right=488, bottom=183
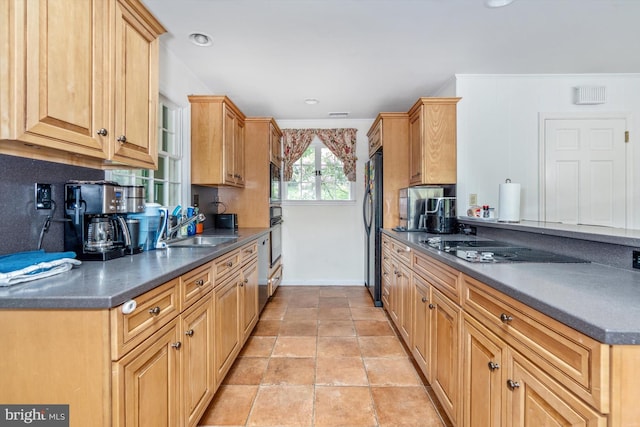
left=425, top=197, right=457, bottom=234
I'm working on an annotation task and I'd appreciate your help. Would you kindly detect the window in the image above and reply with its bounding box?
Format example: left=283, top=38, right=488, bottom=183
left=109, top=96, right=185, bottom=206
left=284, top=139, right=353, bottom=201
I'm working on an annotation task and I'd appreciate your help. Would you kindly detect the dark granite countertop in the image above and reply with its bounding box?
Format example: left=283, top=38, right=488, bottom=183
left=0, top=228, right=269, bottom=310
left=383, top=229, right=640, bottom=345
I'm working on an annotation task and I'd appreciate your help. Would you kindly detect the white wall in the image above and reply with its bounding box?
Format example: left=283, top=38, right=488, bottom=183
left=278, top=119, right=373, bottom=286
left=157, top=42, right=213, bottom=205
left=455, top=74, right=640, bottom=228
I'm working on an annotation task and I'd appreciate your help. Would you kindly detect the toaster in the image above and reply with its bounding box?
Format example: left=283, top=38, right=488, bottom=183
left=213, top=213, right=238, bottom=230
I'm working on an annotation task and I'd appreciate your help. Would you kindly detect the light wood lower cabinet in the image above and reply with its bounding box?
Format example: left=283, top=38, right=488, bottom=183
left=383, top=234, right=631, bottom=427
left=214, top=275, right=241, bottom=384
left=430, top=288, right=462, bottom=426
left=462, top=314, right=507, bottom=427
left=181, top=293, right=215, bottom=427
left=0, top=240, right=262, bottom=427
left=112, top=318, right=181, bottom=427
left=507, top=350, right=606, bottom=427
left=240, top=259, right=259, bottom=341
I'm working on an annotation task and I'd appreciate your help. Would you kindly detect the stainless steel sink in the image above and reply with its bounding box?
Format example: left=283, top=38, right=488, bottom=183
left=165, top=235, right=238, bottom=248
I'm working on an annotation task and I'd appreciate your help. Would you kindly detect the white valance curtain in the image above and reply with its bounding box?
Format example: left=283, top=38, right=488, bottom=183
left=282, top=128, right=358, bottom=181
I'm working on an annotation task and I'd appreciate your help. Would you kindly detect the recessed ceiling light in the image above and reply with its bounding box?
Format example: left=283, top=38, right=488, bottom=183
left=189, top=32, right=213, bottom=47
left=304, top=98, right=319, bottom=105
left=328, top=112, right=349, bottom=118
left=485, top=0, right=515, bottom=7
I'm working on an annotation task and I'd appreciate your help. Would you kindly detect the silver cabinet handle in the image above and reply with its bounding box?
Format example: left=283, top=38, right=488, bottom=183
left=488, top=362, right=500, bottom=371
left=185, top=329, right=194, bottom=337
left=117, top=135, right=127, bottom=143
left=171, top=342, right=182, bottom=349
left=500, top=313, right=514, bottom=323
left=96, top=128, right=108, bottom=136
left=195, top=279, right=204, bottom=286
left=421, top=297, right=428, bottom=303
left=507, top=379, right=520, bottom=390
left=428, top=303, right=435, bottom=310
left=148, top=306, right=161, bottom=316
left=227, top=261, right=233, bottom=267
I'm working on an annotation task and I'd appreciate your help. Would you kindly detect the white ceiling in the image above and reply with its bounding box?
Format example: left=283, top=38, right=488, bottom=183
left=142, top=0, right=640, bottom=120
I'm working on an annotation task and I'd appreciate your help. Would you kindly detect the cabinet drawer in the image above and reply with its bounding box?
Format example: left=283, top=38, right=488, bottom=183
left=413, top=251, right=461, bottom=304
left=111, top=278, right=181, bottom=360
left=181, top=261, right=213, bottom=308
left=388, top=237, right=412, bottom=265
left=213, top=249, right=241, bottom=282
left=239, top=240, right=258, bottom=265
left=462, top=274, right=609, bottom=412
left=269, top=263, right=283, bottom=297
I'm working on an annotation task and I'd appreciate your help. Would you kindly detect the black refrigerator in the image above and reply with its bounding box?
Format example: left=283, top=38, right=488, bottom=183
left=363, top=149, right=383, bottom=307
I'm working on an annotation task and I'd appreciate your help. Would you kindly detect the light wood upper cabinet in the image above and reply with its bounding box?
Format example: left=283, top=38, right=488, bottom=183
left=110, top=0, right=163, bottom=168
left=367, top=117, right=382, bottom=158
left=0, top=0, right=165, bottom=169
left=189, top=95, right=246, bottom=187
left=366, top=113, right=409, bottom=229
left=270, top=121, right=283, bottom=165
left=218, top=117, right=282, bottom=227
left=408, top=98, right=461, bottom=185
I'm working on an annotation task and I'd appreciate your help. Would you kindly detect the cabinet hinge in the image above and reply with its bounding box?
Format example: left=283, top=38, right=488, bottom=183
left=315, top=170, right=322, bottom=176
left=625, top=131, right=629, bottom=143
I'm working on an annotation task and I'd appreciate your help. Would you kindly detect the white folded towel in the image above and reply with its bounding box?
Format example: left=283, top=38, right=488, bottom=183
left=0, top=258, right=82, bottom=286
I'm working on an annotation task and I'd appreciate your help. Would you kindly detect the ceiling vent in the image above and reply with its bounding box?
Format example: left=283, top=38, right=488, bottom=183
left=328, top=112, right=349, bottom=118
left=574, top=86, right=606, bottom=105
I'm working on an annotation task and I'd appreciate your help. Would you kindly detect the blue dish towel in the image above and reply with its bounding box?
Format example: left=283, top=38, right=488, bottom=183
left=0, top=250, right=77, bottom=273
left=0, top=250, right=81, bottom=286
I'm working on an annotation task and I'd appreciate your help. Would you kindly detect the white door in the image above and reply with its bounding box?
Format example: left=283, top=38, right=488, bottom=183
left=544, top=117, right=627, bottom=227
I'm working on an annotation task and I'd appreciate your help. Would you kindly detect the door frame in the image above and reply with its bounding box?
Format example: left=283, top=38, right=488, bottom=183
left=538, top=112, right=633, bottom=226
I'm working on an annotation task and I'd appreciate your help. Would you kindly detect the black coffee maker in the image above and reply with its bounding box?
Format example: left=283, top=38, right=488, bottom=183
left=64, top=181, right=143, bottom=260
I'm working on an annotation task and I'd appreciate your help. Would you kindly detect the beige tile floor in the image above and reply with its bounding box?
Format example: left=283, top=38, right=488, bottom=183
left=198, top=286, right=449, bottom=427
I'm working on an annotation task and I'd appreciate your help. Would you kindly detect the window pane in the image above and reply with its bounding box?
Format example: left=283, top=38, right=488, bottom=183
left=154, top=182, right=164, bottom=205
left=169, top=158, right=180, bottom=181
left=156, top=157, right=166, bottom=180
left=169, top=183, right=181, bottom=207
left=161, top=129, right=169, bottom=153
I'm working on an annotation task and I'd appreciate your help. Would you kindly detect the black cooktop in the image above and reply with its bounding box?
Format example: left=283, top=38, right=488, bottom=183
left=419, top=237, right=589, bottom=264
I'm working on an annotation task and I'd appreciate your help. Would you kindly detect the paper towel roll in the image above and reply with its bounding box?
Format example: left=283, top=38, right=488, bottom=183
left=498, top=181, right=521, bottom=222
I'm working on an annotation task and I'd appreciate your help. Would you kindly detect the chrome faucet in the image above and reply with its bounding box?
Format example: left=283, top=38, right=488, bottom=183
left=158, top=213, right=206, bottom=246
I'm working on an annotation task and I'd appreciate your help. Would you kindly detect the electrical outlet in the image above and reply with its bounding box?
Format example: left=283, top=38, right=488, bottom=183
left=35, top=183, right=52, bottom=210
left=633, top=250, right=640, bottom=269
left=469, top=193, right=478, bottom=206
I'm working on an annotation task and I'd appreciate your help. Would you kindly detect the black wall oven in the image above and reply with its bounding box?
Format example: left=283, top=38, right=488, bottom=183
left=269, top=205, right=282, bottom=267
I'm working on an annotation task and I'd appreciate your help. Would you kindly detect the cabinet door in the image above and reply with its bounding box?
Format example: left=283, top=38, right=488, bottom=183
left=214, top=277, right=241, bottom=385
left=111, top=0, right=159, bottom=168
left=388, top=257, right=401, bottom=325
left=367, top=118, right=382, bottom=158
left=234, top=117, right=246, bottom=186
left=431, top=288, right=462, bottom=426
left=240, top=259, right=259, bottom=341
left=412, top=274, right=432, bottom=380
left=398, top=261, right=412, bottom=346
left=19, top=0, right=109, bottom=158
left=507, top=351, right=606, bottom=427
left=408, top=107, right=423, bottom=185
left=223, top=105, right=237, bottom=185
left=181, top=295, right=215, bottom=427
left=113, top=320, right=181, bottom=427
left=270, top=122, right=282, bottom=164
left=462, top=314, right=506, bottom=427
